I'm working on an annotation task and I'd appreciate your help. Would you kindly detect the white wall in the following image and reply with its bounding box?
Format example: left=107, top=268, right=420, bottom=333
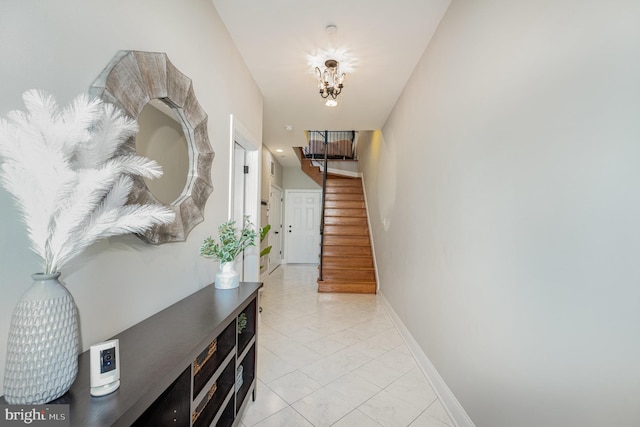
left=261, top=147, right=284, bottom=201
left=359, top=1, right=640, bottom=426
left=283, top=167, right=321, bottom=190
left=0, top=0, right=263, bottom=396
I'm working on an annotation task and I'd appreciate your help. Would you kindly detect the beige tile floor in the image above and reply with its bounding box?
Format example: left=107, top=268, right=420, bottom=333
left=239, top=264, right=455, bottom=427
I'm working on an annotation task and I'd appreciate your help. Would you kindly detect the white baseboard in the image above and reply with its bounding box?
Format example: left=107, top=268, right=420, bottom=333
left=379, top=294, right=475, bottom=427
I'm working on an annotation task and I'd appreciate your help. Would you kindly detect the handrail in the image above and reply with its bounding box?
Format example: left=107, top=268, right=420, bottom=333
left=318, top=130, right=328, bottom=282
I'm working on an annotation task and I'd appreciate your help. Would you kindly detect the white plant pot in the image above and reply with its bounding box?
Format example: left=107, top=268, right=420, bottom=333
left=215, top=261, right=239, bottom=289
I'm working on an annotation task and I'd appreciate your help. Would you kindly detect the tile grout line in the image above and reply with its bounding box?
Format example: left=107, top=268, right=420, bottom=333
left=244, top=265, right=454, bottom=427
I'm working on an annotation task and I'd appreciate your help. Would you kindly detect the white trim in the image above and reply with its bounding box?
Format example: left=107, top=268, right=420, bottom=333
left=268, top=183, right=284, bottom=272
left=228, top=114, right=261, bottom=282
left=310, top=160, right=360, bottom=178
left=379, top=293, right=476, bottom=427
left=326, top=167, right=359, bottom=178
left=360, top=176, right=380, bottom=293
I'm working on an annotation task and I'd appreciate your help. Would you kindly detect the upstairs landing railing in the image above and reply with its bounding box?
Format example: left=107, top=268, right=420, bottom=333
left=302, top=130, right=356, bottom=160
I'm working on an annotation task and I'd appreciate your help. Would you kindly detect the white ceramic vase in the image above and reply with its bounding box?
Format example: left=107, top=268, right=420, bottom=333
left=3, top=272, right=79, bottom=404
left=215, top=261, right=239, bottom=289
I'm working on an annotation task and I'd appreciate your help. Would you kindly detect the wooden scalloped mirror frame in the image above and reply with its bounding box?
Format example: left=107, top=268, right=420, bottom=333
left=90, top=51, right=214, bottom=244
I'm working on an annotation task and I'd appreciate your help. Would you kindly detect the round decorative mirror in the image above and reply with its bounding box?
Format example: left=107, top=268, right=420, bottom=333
left=90, top=51, right=214, bottom=244
left=136, top=99, right=190, bottom=204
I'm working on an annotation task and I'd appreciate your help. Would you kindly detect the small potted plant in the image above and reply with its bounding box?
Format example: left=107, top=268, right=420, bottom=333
left=200, top=216, right=257, bottom=289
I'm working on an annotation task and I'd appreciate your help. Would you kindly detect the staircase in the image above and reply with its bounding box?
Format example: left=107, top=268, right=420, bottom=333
left=293, top=147, right=323, bottom=186
left=318, top=176, right=377, bottom=294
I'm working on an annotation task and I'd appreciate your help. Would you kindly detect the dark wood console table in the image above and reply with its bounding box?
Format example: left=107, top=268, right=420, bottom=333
left=2, top=281, right=262, bottom=427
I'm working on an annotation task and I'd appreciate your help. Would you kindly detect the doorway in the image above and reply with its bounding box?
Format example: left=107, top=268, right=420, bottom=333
left=284, top=189, right=321, bottom=264
left=232, top=142, right=247, bottom=278
left=269, top=185, right=283, bottom=272
left=228, top=115, right=260, bottom=282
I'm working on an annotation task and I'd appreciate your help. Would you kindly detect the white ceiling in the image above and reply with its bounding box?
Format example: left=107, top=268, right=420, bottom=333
left=211, top=0, right=451, bottom=167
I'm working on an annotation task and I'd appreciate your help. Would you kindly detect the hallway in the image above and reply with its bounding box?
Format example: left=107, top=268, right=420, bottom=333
left=240, top=264, right=454, bottom=427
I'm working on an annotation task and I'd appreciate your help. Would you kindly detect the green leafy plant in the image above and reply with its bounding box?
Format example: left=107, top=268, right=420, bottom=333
left=237, top=312, right=247, bottom=334
left=200, top=216, right=257, bottom=263
left=259, top=224, right=271, bottom=247
left=259, top=224, right=273, bottom=270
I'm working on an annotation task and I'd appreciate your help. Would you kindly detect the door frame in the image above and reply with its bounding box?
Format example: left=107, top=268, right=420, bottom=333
left=228, top=114, right=261, bottom=282
left=269, top=184, right=283, bottom=272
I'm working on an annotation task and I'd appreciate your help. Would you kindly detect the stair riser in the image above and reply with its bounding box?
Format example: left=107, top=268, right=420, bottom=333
left=322, top=269, right=376, bottom=281
left=323, top=225, right=369, bottom=236
left=323, top=246, right=372, bottom=257
left=325, top=200, right=365, bottom=209
left=318, top=281, right=377, bottom=294
left=324, top=235, right=371, bottom=246
left=325, top=193, right=365, bottom=202
left=322, top=258, right=374, bottom=268
left=323, top=216, right=368, bottom=226
left=324, top=208, right=366, bottom=217
left=325, top=187, right=363, bottom=194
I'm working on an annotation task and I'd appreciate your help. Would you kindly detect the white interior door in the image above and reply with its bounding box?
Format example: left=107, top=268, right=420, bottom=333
left=269, top=185, right=283, bottom=271
left=285, top=190, right=321, bottom=264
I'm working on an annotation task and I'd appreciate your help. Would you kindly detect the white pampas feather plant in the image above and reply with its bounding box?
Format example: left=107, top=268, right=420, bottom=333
left=0, top=89, right=175, bottom=274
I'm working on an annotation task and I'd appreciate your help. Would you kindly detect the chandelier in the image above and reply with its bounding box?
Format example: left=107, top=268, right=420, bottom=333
left=315, top=59, right=345, bottom=106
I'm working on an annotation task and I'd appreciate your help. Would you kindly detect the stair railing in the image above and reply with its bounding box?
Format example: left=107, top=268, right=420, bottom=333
left=318, top=130, right=328, bottom=282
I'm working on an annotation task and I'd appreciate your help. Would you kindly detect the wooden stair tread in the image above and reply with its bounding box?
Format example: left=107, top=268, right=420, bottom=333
left=320, top=264, right=374, bottom=269
left=322, top=268, right=375, bottom=276
left=318, top=280, right=377, bottom=294
left=318, top=278, right=376, bottom=283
